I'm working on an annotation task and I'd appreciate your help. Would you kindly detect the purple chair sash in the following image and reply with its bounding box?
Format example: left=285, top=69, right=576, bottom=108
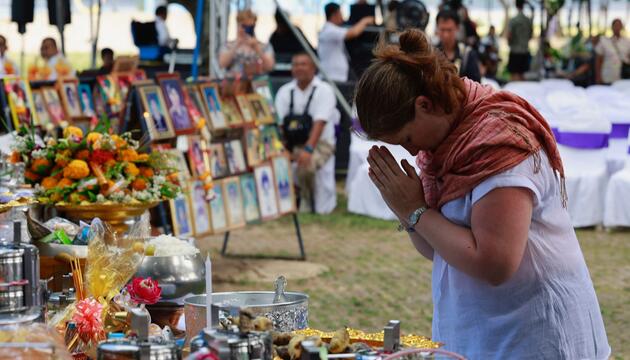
left=554, top=130, right=609, bottom=149
left=611, top=123, right=630, bottom=139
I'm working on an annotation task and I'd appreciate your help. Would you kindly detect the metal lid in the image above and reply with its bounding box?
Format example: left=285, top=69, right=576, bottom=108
left=0, top=309, right=40, bottom=326
left=98, top=341, right=139, bottom=355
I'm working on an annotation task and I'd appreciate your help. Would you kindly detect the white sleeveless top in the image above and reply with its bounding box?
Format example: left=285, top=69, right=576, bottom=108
left=433, top=152, right=610, bottom=359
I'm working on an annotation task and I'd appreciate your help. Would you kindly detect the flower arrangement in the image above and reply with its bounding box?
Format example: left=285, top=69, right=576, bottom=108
left=10, top=122, right=181, bottom=205
left=126, top=277, right=162, bottom=305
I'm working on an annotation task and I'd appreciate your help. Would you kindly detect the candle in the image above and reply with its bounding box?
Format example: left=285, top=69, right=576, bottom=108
left=205, top=254, right=212, bottom=330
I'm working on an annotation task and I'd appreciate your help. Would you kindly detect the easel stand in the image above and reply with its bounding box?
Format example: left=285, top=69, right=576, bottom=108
left=221, top=212, right=306, bottom=260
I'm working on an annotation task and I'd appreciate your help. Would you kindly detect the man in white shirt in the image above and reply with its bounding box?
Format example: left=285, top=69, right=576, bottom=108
left=0, top=35, right=18, bottom=76
left=39, top=38, right=75, bottom=80
left=155, top=5, right=173, bottom=47
left=275, top=52, right=340, bottom=214
left=595, top=18, right=630, bottom=84
left=318, top=2, right=374, bottom=82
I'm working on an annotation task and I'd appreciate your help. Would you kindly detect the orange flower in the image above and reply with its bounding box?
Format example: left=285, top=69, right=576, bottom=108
left=63, top=160, right=90, bottom=180
left=75, top=149, right=90, bottom=161
left=139, top=167, right=154, bottom=178
left=166, top=173, right=179, bottom=182
left=41, top=177, right=59, bottom=190
left=57, top=178, right=74, bottom=188
left=104, top=159, right=117, bottom=169
left=63, top=126, right=84, bottom=140
left=111, top=135, right=126, bottom=148
left=9, top=152, right=20, bottom=163
left=131, top=178, right=147, bottom=191
left=86, top=132, right=102, bottom=146
left=4, top=62, right=14, bottom=75
left=100, top=180, right=115, bottom=195
left=136, top=154, right=149, bottom=162
left=119, top=149, right=138, bottom=162
left=30, top=158, right=51, bottom=175
left=55, top=149, right=72, bottom=167
left=24, top=170, right=41, bottom=183
left=125, top=163, right=139, bottom=177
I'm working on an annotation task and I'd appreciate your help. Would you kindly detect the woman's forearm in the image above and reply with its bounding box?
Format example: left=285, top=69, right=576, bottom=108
left=408, top=231, right=434, bottom=260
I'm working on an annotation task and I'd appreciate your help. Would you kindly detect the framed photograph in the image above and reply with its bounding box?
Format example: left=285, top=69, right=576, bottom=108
left=112, top=55, right=139, bottom=73
left=31, top=90, right=51, bottom=127
left=41, top=87, right=66, bottom=125
left=115, top=73, right=134, bottom=102
left=224, top=139, right=248, bottom=174
left=138, top=85, right=176, bottom=141
left=77, top=84, right=96, bottom=118
left=244, top=128, right=262, bottom=167
left=222, top=177, right=246, bottom=229
left=185, top=84, right=210, bottom=126
left=199, top=83, right=227, bottom=130
left=260, top=125, right=283, bottom=160
left=221, top=96, right=244, bottom=127
left=235, top=94, right=255, bottom=124
left=272, top=155, right=297, bottom=214
left=240, top=174, right=261, bottom=223
left=254, top=163, right=280, bottom=220
left=169, top=193, right=194, bottom=237
left=4, top=77, right=37, bottom=128
left=252, top=78, right=279, bottom=123
left=190, top=181, right=212, bottom=236
left=247, top=93, right=274, bottom=125
left=158, top=74, right=196, bottom=134
left=208, top=143, right=229, bottom=179
left=188, top=136, right=211, bottom=177
left=96, top=75, right=121, bottom=114
left=58, top=79, right=82, bottom=119
left=208, top=181, right=229, bottom=233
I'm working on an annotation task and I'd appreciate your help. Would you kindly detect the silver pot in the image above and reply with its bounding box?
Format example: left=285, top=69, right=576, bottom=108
left=0, top=248, right=24, bottom=283
left=0, top=286, right=26, bottom=313
left=184, top=291, right=308, bottom=344
left=97, top=339, right=181, bottom=360
left=135, top=253, right=205, bottom=301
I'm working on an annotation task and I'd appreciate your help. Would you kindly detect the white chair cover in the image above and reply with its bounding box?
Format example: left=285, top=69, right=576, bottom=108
left=586, top=85, right=630, bottom=174
left=603, top=141, right=630, bottom=227
left=346, top=134, right=419, bottom=220
left=551, top=105, right=611, bottom=227
left=612, top=79, right=630, bottom=92
left=540, top=78, right=576, bottom=92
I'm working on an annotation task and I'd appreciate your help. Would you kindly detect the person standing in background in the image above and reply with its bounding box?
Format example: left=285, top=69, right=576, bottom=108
left=99, top=48, right=114, bottom=75
left=218, top=9, right=275, bottom=78
left=318, top=2, right=374, bottom=82
left=506, top=0, right=533, bottom=81
left=435, top=10, right=481, bottom=82
left=35, top=38, right=75, bottom=81
left=595, top=18, right=630, bottom=84
left=0, top=35, right=18, bottom=76
left=155, top=5, right=174, bottom=48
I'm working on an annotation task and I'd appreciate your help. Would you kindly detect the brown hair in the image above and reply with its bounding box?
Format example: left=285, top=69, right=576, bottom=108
left=237, top=9, right=257, bottom=24
left=354, top=29, right=466, bottom=139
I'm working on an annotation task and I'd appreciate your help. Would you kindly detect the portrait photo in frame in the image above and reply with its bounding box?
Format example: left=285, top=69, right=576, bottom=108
left=209, top=143, right=229, bottom=179
left=158, top=74, right=195, bottom=134
left=190, top=181, right=212, bottom=236
left=31, top=90, right=51, bottom=127
left=224, top=139, right=248, bottom=174
left=252, top=78, right=279, bottom=123
left=4, top=77, right=38, bottom=128
left=188, top=136, right=211, bottom=177
left=244, top=128, right=262, bottom=167
left=96, top=75, right=121, bottom=114
left=235, top=94, right=255, bottom=124
left=272, top=155, right=297, bottom=214
left=77, top=84, right=96, bottom=118
left=199, top=83, right=227, bottom=130
left=254, top=163, right=280, bottom=220
left=240, top=174, right=261, bottom=223
left=58, top=79, right=82, bottom=119
left=209, top=181, right=229, bottom=233
left=221, top=96, right=244, bottom=127
left=222, top=177, right=246, bottom=229
left=169, top=193, right=194, bottom=237
left=185, top=84, right=210, bottom=126
left=138, top=85, right=176, bottom=141
left=41, top=87, right=66, bottom=125
left=165, top=149, right=191, bottom=183
left=247, top=93, right=274, bottom=125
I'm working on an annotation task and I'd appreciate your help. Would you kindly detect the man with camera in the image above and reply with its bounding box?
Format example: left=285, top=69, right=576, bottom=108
left=275, top=52, right=339, bottom=214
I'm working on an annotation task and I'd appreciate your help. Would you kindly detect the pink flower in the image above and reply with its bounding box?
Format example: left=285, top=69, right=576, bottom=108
left=126, top=277, right=162, bottom=305
left=72, top=298, right=105, bottom=343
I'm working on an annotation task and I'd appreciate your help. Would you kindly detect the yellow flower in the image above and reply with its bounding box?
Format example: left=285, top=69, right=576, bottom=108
left=86, top=132, right=102, bottom=146
left=125, top=163, right=140, bottom=177
left=63, top=126, right=83, bottom=140
left=119, top=149, right=138, bottom=162
left=111, top=135, right=127, bottom=149
left=63, top=160, right=90, bottom=179
left=135, top=154, right=149, bottom=162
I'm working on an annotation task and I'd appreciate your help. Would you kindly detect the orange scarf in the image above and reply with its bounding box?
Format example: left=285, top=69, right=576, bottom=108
left=418, top=79, right=566, bottom=209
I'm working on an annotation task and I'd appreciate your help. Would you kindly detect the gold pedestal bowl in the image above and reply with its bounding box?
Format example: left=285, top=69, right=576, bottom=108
left=55, top=202, right=160, bottom=235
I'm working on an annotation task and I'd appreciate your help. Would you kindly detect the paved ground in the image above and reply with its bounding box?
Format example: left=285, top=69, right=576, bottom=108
left=197, top=194, right=630, bottom=359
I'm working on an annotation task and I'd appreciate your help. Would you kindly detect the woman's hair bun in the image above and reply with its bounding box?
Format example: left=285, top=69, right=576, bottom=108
left=398, top=28, right=429, bottom=54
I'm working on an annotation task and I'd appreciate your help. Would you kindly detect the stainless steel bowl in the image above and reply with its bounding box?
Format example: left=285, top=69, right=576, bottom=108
left=135, top=254, right=205, bottom=301
left=184, top=291, right=308, bottom=344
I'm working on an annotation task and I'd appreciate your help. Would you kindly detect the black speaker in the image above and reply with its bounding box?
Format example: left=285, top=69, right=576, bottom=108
left=47, top=0, right=71, bottom=26
left=11, top=0, right=35, bottom=34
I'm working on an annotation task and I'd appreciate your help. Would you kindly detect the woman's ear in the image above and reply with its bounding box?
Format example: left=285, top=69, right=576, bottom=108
left=414, top=96, right=433, bottom=114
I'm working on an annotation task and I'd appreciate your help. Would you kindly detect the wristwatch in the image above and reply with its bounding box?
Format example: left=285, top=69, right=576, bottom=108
left=397, top=206, right=429, bottom=233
